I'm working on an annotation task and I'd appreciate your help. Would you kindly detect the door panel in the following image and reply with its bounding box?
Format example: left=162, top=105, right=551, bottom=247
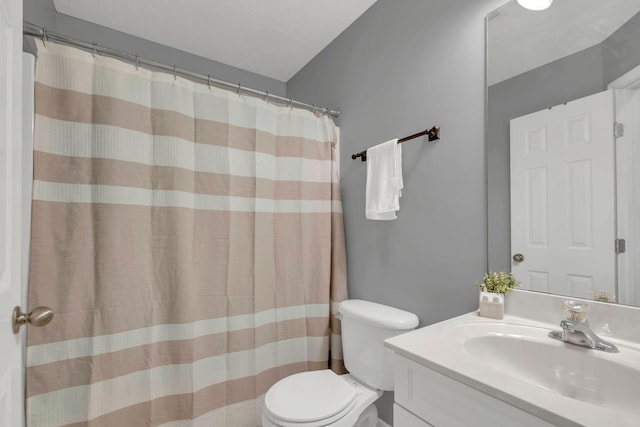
left=511, top=90, right=616, bottom=299
left=0, top=0, right=24, bottom=426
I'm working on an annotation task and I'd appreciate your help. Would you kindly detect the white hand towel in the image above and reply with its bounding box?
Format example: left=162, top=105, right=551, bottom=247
left=366, top=139, right=403, bottom=220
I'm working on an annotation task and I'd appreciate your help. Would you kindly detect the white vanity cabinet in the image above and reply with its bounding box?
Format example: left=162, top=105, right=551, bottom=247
left=392, top=354, right=556, bottom=427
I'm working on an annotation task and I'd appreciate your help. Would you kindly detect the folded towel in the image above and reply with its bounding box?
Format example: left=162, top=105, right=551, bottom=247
left=366, top=139, right=403, bottom=220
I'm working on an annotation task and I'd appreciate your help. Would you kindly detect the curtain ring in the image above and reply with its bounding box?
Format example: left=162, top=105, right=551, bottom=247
left=237, top=83, right=241, bottom=96
left=312, top=104, right=316, bottom=114
left=264, top=91, right=269, bottom=103
left=289, top=97, right=294, bottom=110
left=173, top=65, right=177, bottom=81
left=207, top=74, right=211, bottom=89
left=41, top=28, right=48, bottom=46
left=92, top=43, right=98, bottom=58
left=135, top=54, right=139, bottom=71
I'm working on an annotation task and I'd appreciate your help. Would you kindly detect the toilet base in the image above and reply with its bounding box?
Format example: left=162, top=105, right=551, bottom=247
left=353, top=404, right=378, bottom=427
left=262, top=404, right=378, bottom=427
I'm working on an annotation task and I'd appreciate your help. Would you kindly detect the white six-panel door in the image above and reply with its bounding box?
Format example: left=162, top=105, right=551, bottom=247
left=0, top=0, right=24, bottom=426
left=510, top=90, right=616, bottom=299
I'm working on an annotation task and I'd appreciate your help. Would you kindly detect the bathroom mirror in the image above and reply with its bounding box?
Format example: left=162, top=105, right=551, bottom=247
left=487, top=0, right=640, bottom=306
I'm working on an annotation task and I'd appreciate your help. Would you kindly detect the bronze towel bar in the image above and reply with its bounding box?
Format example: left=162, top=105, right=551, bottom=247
left=351, top=126, right=440, bottom=161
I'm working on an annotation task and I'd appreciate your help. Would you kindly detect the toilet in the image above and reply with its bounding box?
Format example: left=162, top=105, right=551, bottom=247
left=262, top=299, right=419, bottom=427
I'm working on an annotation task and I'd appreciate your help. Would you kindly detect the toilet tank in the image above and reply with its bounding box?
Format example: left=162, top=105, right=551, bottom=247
left=338, top=300, right=418, bottom=391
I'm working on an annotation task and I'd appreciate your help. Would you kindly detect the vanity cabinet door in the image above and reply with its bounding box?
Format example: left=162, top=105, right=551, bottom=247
left=394, top=404, right=433, bottom=427
left=393, top=355, right=555, bottom=427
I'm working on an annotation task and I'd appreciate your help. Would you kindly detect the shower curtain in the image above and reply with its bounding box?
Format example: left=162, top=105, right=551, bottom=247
left=25, top=40, right=347, bottom=427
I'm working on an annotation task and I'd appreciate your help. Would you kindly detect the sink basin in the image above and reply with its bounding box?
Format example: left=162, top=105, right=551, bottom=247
left=447, top=322, right=640, bottom=416
left=442, top=321, right=640, bottom=422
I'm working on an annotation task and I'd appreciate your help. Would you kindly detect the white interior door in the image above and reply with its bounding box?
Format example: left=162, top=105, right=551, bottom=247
left=0, top=0, right=24, bottom=426
left=510, top=90, right=616, bottom=300
left=609, top=85, right=640, bottom=306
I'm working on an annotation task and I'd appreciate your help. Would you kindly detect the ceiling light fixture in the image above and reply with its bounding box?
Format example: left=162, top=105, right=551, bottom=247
left=517, top=0, right=554, bottom=11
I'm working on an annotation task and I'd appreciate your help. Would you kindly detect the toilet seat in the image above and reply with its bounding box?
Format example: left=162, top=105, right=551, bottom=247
left=263, top=371, right=381, bottom=427
left=264, top=370, right=358, bottom=426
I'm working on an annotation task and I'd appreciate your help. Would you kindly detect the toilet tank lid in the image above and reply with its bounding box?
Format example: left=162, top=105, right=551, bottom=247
left=338, top=300, right=418, bottom=330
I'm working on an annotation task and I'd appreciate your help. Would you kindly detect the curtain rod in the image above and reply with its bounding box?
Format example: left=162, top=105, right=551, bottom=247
left=351, top=126, right=440, bottom=161
left=22, top=21, right=340, bottom=119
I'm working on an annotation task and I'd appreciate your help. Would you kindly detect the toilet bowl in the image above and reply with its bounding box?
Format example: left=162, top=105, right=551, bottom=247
left=262, top=300, right=419, bottom=427
left=261, top=371, right=381, bottom=427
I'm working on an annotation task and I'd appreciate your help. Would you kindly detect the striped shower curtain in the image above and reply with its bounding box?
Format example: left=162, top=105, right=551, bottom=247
left=25, top=40, right=347, bottom=427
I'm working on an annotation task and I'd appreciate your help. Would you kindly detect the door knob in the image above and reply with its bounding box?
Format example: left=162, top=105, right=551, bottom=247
left=512, top=253, right=525, bottom=263
left=12, top=306, right=54, bottom=334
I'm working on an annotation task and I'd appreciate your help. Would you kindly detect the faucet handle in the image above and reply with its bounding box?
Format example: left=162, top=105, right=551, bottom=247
left=562, top=300, right=589, bottom=322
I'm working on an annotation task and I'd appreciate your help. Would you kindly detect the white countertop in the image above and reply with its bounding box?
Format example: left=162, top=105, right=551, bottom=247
left=385, top=311, right=640, bottom=427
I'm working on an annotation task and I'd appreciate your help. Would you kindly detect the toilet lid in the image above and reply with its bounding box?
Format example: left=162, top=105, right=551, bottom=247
left=265, top=370, right=358, bottom=423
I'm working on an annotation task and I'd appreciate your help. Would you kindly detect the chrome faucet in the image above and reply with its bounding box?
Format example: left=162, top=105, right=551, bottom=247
left=548, top=300, right=619, bottom=353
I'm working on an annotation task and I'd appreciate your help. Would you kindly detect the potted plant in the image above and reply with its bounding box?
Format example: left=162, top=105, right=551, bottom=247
left=477, top=271, right=520, bottom=319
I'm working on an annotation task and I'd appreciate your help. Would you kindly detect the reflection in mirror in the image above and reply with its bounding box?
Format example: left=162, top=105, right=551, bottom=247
left=487, top=0, right=640, bottom=306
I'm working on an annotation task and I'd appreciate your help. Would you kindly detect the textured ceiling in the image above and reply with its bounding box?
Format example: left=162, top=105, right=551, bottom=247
left=52, top=0, right=378, bottom=82
left=488, top=0, right=640, bottom=86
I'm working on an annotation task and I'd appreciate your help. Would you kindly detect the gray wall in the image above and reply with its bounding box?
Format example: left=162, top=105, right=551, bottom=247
left=287, top=0, right=504, bottom=422
left=487, top=10, right=640, bottom=273
left=23, top=0, right=286, bottom=96
left=603, top=11, right=640, bottom=87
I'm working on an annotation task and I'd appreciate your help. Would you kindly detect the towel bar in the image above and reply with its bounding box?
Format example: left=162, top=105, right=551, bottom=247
left=351, top=125, right=440, bottom=161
